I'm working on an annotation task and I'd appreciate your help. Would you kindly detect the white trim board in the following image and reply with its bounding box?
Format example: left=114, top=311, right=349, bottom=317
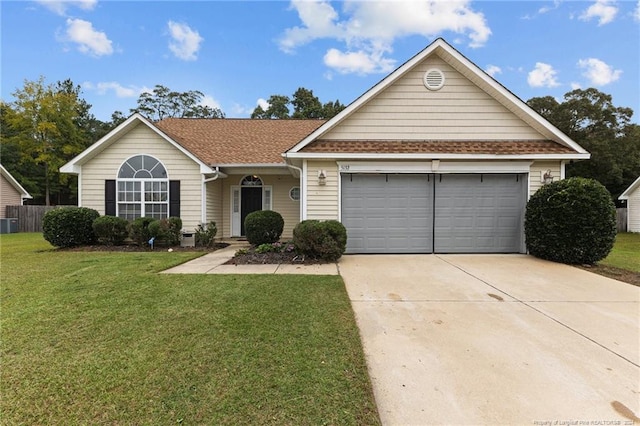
left=337, top=161, right=533, bottom=174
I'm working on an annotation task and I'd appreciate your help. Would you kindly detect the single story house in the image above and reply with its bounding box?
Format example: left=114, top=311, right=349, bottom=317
left=61, top=38, right=589, bottom=254
left=619, top=176, right=640, bottom=232
left=1, top=164, right=32, bottom=218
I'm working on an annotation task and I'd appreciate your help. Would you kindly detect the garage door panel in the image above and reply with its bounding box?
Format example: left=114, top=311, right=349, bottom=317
left=434, top=174, right=526, bottom=253
left=342, top=174, right=433, bottom=254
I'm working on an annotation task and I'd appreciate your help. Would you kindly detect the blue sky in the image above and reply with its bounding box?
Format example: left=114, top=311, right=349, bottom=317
left=2, top=1, right=639, bottom=123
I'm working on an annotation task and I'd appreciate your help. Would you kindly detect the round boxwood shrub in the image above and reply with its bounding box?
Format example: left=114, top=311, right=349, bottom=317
left=92, top=215, right=129, bottom=245
left=244, top=210, right=284, bottom=245
left=293, top=219, right=347, bottom=262
left=525, top=177, right=616, bottom=265
left=42, top=207, right=100, bottom=248
left=129, top=217, right=157, bottom=246
left=148, top=217, right=183, bottom=246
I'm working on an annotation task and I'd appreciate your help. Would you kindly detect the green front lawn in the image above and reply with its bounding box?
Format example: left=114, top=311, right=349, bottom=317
left=600, top=232, right=640, bottom=273
left=0, top=233, right=380, bottom=425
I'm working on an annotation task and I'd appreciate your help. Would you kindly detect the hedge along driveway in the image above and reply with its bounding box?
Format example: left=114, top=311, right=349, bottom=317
left=0, top=233, right=380, bottom=425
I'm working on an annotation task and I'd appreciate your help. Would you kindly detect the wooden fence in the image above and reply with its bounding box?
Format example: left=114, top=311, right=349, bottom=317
left=616, top=208, right=628, bottom=233
left=5, top=205, right=75, bottom=233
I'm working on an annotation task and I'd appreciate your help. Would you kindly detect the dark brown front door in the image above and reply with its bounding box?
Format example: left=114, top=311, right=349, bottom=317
left=241, top=187, right=262, bottom=235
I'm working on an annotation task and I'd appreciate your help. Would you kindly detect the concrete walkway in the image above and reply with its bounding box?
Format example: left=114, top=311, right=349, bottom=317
left=340, top=254, right=640, bottom=425
left=161, top=245, right=339, bottom=275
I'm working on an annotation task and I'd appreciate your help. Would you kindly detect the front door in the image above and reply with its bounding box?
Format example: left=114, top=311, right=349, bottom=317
left=240, top=186, right=262, bottom=235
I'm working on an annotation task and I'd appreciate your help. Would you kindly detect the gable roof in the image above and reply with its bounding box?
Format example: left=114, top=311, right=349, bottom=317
left=61, top=113, right=216, bottom=174
left=155, top=118, right=324, bottom=165
left=285, top=38, right=589, bottom=160
left=619, top=176, right=640, bottom=200
left=0, top=164, right=32, bottom=200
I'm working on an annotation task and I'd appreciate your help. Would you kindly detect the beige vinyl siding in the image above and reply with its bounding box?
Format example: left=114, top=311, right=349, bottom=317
left=306, top=161, right=339, bottom=221
left=628, top=188, right=640, bottom=232
left=323, top=55, right=545, bottom=141
left=206, top=178, right=224, bottom=235
left=220, top=174, right=300, bottom=238
left=80, top=123, right=203, bottom=230
left=529, top=161, right=562, bottom=196
left=1, top=174, right=23, bottom=218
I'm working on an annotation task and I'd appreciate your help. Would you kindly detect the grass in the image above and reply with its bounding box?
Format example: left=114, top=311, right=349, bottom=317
left=0, top=233, right=380, bottom=425
left=600, top=232, right=640, bottom=272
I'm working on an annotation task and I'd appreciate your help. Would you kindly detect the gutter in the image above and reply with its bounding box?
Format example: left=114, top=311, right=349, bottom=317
left=286, top=162, right=304, bottom=224
left=201, top=167, right=227, bottom=225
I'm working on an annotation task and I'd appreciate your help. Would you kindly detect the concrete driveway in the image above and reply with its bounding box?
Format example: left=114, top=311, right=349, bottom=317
left=339, top=254, right=640, bottom=425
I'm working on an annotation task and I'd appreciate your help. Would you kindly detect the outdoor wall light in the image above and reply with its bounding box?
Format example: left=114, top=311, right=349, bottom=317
left=318, top=170, right=327, bottom=185
left=542, top=169, right=554, bottom=185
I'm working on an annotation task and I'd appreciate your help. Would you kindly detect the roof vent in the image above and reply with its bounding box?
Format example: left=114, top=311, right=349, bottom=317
left=423, top=68, right=445, bottom=91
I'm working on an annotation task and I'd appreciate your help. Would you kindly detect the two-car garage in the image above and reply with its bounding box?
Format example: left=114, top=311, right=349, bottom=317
left=341, top=173, right=527, bottom=254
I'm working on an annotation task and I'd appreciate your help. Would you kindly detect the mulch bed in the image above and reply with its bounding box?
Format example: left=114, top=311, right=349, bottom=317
left=225, top=250, right=326, bottom=265
left=578, top=264, right=640, bottom=287
left=57, top=243, right=229, bottom=253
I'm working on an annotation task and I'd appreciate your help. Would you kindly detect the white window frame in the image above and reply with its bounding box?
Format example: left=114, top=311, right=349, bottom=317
left=116, top=155, right=169, bottom=220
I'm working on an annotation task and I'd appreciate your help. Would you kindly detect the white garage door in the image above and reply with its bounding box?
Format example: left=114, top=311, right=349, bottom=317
left=341, top=173, right=526, bottom=254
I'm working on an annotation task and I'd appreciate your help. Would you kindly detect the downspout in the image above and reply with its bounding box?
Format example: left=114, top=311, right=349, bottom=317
left=202, top=167, right=227, bottom=225
left=285, top=160, right=304, bottom=223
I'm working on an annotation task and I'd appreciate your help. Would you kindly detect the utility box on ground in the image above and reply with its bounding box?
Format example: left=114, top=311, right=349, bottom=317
left=181, top=232, right=195, bottom=248
left=0, top=218, right=18, bottom=234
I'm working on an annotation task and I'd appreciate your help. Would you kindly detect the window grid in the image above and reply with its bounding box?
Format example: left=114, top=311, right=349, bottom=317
left=117, top=155, right=169, bottom=221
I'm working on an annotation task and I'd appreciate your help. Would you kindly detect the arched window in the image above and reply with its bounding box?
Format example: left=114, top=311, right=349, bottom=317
left=117, top=155, right=168, bottom=220
left=240, top=175, right=263, bottom=186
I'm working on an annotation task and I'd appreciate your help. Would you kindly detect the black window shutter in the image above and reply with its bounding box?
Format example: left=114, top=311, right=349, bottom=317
left=105, top=180, right=116, bottom=216
left=169, top=180, right=180, bottom=217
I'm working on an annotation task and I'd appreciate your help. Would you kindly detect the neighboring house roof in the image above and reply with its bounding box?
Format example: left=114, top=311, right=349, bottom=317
left=619, top=176, right=640, bottom=200
left=155, top=118, right=324, bottom=165
left=0, top=164, right=32, bottom=200
left=286, top=38, right=589, bottom=160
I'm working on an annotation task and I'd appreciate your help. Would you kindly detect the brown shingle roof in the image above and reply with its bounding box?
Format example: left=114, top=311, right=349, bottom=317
left=155, top=118, right=325, bottom=165
left=300, top=140, right=576, bottom=155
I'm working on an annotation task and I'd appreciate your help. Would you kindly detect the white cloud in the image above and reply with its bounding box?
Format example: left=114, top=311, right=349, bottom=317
left=522, top=0, right=562, bottom=20
left=280, top=0, right=491, bottom=75
left=577, top=58, right=622, bottom=86
left=65, top=18, right=113, bottom=56
left=634, top=0, right=640, bottom=21
left=485, top=64, right=502, bottom=77
left=257, top=98, right=270, bottom=110
left=579, top=0, right=618, bottom=25
left=324, top=48, right=396, bottom=75
left=527, top=62, right=560, bottom=88
left=200, top=94, right=221, bottom=110
left=37, top=0, right=97, bottom=16
left=571, top=82, right=582, bottom=90
left=83, top=81, right=146, bottom=97
left=167, top=21, right=203, bottom=61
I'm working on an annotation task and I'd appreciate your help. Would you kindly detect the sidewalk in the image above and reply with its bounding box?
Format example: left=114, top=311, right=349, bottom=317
left=161, top=245, right=339, bottom=275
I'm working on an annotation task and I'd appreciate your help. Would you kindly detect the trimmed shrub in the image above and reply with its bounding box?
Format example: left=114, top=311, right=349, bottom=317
left=244, top=210, right=284, bottom=246
left=525, top=177, right=616, bottom=265
left=195, top=221, right=217, bottom=247
left=92, top=215, right=129, bottom=245
left=148, top=217, right=183, bottom=246
left=42, top=207, right=100, bottom=248
left=293, top=219, right=347, bottom=262
left=129, top=217, right=157, bottom=246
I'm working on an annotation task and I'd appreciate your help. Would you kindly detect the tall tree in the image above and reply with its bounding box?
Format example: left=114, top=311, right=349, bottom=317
left=251, top=88, right=345, bottom=119
left=291, top=88, right=324, bottom=119
left=131, top=84, right=225, bottom=121
left=3, top=77, right=89, bottom=205
left=528, top=88, right=638, bottom=199
left=251, top=95, right=290, bottom=119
